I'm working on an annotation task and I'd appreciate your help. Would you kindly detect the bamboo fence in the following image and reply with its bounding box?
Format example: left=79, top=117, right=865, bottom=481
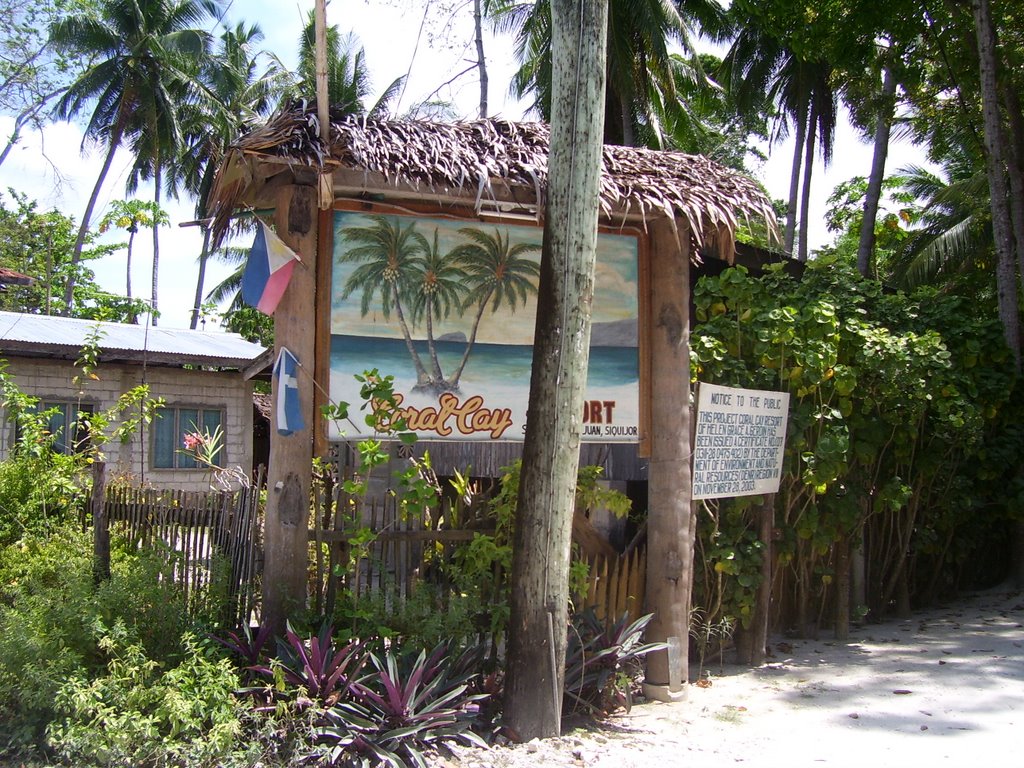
left=99, top=466, right=264, bottom=625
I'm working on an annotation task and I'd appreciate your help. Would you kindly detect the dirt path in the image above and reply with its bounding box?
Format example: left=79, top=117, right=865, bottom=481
left=447, top=587, right=1024, bottom=767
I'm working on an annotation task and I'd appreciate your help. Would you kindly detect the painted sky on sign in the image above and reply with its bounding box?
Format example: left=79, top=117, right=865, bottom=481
left=330, top=211, right=638, bottom=346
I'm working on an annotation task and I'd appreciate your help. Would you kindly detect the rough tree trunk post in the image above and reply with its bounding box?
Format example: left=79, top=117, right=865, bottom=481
left=262, top=182, right=318, bottom=634
left=503, top=0, right=608, bottom=741
left=973, top=0, right=1024, bottom=585
left=973, top=0, right=1022, bottom=368
left=91, top=460, right=109, bottom=584
left=643, top=217, right=695, bottom=700
left=784, top=104, right=807, bottom=255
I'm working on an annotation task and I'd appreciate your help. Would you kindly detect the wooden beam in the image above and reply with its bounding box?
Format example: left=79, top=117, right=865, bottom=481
left=262, top=183, right=318, bottom=632
left=313, top=206, right=333, bottom=459
left=643, top=216, right=694, bottom=701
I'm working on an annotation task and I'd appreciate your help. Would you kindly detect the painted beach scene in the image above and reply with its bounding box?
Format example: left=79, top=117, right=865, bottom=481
left=329, top=210, right=640, bottom=442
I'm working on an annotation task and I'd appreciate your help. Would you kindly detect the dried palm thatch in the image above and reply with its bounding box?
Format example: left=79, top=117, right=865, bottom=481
left=208, top=103, right=777, bottom=257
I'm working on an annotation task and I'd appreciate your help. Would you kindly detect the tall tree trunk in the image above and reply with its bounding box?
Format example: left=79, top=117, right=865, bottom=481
left=262, top=183, right=318, bottom=634
left=504, top=0, right=608, bottom=741
left=190, top=226, right=211, bottom=330
left=998, top=82, right=1024, bottom=296
left=126, top=228, right=136, bottom=299
left=784, top=101, right=807, bottom=254
left=857, top=65, right=897, bottom=278
left=474, top=0, right=488, bottom=119
left=151, top=164, right=162, bottom=326
left=797, top=105, right=817, bottom=262
left=620, top=93, right=635, bottom=147
left=63, top=130, right=122, bottom=315
left=972, top=0, right=1022, bottom=369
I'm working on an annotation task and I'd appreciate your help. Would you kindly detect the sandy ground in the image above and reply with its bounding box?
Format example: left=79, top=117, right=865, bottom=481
left=447, top=587, right=1024, bottom=767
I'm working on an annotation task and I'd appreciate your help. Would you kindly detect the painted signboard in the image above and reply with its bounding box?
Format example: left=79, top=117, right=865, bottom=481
left=692, top=382, right=790, bottom=500
left=328, top=209, right=640, bottom=442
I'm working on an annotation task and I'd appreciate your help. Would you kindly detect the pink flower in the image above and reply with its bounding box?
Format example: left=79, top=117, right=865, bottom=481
left=182, top=432, right=204, bottom=451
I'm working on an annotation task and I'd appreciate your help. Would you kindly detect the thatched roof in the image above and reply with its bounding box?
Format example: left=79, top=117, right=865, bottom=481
left=208, top=104, right=777, bottom=255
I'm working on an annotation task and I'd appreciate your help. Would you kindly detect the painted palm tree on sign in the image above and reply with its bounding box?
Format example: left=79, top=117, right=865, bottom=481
left=339, top=215, right=433, bottom=388
left=447, top=226, right=541, bottom=390
left=408, top=228, right=470, bottom=386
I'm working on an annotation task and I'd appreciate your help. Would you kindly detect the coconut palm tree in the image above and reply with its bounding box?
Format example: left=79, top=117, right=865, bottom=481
left=502, top=0, right=729, bottom=147
left=292, top=16, right=404, bottom=117
left=96, top=199, right=169, bottom=306
left=49, top=0, right=221, bottom=318
left=407, top=228, right=470, bottom=386
left=169, top=21, right=289, bottom=328
left=890, top=162, right=992, bottom=288
left=446, top=226, right=541, bottom=390
left=721, top=18, right=838, bottom=260
left=339, top=216, right=433, bottom=389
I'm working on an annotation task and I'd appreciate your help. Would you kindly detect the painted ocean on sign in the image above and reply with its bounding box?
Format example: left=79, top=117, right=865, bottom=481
left=329, top=334, right=639, bottom=442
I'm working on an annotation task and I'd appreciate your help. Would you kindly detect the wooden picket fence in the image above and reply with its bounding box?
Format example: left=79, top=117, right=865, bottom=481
left=309, top=485, right=646, bottom=626
left=584, top=546, right=647, bottom=624
left=97, top=467, right=264, bottom=625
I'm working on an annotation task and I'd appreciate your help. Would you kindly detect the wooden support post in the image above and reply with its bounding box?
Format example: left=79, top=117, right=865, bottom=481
left=262, top=182, right=318, bottom=633
left=91, top=460, right=109, bottom=584
left=643, top=218, right=694, bottom=701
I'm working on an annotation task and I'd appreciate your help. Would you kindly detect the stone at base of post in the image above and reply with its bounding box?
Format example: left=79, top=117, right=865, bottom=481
left=642, top=682, right=688, bottom=703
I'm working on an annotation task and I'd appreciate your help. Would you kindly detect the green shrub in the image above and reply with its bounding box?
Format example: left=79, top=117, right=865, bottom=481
left=48, top=627, right=243, bottom=767
left=0, top=528, right=227, bottom=755
left=331, top=582, right=479, bottom=650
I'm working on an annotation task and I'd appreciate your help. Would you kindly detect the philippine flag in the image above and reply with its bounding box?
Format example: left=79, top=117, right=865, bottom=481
left=241, top=221, right=300, bottom=315
left=273, top=346, right=305, bottom=436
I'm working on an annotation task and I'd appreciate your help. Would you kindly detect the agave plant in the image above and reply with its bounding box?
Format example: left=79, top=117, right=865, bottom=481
left=211, top=622, right=275, bottom=667
left=316, top=642, right=489, bottom=768
left=253, top=622, right=368, bottom=707
left=563, top=610, right=666, bottom=717
left=210, top=622, right=276, bottom=691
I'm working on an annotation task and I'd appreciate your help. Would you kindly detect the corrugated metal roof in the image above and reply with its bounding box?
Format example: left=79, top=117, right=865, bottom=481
left=0, top=267, right=33, bottom=285
left=0, top=311, right=266, bottom=369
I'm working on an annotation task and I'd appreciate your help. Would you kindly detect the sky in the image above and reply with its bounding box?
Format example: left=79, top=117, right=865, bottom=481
left=0, top=0, right=928, bottom=330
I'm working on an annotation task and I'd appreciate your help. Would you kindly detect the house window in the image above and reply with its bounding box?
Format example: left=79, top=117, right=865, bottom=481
left=22, top=401, right=94, bottom=455
left=152, top=407, right=225, bottom=469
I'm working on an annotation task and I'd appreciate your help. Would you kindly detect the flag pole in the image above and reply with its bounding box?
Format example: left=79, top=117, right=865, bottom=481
left=315, top=0, right=329, bottom=143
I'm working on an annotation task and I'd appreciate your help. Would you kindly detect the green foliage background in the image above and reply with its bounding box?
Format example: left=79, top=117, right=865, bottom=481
left=691, top=260, right=1023, bottom=632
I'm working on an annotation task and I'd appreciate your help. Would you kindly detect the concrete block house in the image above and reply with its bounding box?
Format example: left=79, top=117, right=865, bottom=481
left=0, top=311, right=266, bottom=492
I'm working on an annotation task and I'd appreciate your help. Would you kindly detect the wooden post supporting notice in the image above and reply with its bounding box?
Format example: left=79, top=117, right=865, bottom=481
left=262, top=182, right=318, bottom=633
left=91, top=460, right=109, bottom=584
left=735, top=493, right=774, bottom=665
left=642, top=217, right=694, bottom=701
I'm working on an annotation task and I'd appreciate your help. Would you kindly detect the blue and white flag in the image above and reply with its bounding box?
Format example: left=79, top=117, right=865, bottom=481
left=272, top=346, right=305, bottom=436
